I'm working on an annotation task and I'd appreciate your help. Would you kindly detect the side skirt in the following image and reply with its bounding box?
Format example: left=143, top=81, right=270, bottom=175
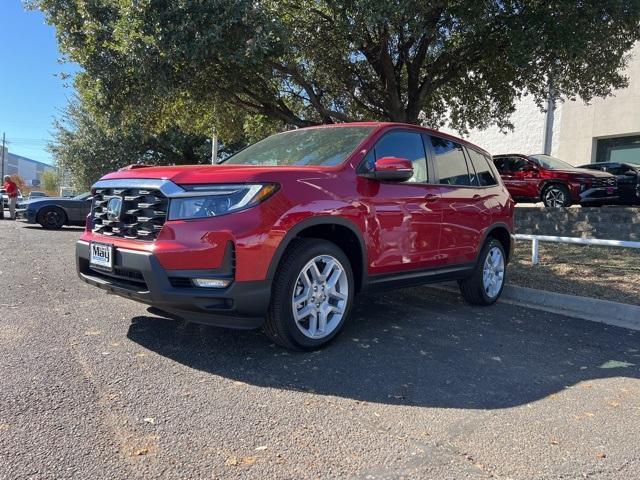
left=365, top=264, right=474, bottom=293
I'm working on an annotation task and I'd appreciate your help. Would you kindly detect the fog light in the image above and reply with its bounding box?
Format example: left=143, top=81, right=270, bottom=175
left=191, top=278, right=231, bottom=288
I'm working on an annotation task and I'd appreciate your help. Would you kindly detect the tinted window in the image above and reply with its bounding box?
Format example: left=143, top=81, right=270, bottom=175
left=467, top=149, right=498, bottom=186
left=373, top=131, right=428, bottom=183
left=511, top=157, right=531, bottom=172
left=493, top=157, right=510, bottom=173
left=430, top=136, right=471, bottom=186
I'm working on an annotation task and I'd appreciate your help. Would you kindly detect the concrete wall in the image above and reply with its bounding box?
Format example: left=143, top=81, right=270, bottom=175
left=440, top=94, right=562, bottom=158
left=444, top=43, right=640, bottom=166
left=556, top=43, right=640, bottom=165
left=515, top=207, right=640, bottom=241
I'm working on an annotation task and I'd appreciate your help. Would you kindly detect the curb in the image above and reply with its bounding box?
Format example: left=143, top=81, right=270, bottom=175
left=431, top=282, right=640, bottom=332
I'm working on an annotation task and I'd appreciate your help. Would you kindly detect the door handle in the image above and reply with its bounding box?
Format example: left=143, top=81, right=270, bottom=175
left=424, top=193, right=439, bottom=202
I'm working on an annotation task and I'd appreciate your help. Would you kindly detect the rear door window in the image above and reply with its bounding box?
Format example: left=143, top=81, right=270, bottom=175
left=467, top=149, right=498, bottom=186
left=429, top=136, right=471, bottom=186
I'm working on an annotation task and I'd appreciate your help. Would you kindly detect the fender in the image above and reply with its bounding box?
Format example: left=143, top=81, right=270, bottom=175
left=475, top=222, right=514, bottom=265
left=265, top=215, right=369, bottom=290
left=538, top=179, right=569, bottom=197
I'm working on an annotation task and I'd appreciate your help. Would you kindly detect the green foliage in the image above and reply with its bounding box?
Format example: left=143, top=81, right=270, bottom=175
left=33, top=0, right=640, bottom=138
left=40, top=170, right=60, bottom=195
left=48, top=101, right=227, bottom=190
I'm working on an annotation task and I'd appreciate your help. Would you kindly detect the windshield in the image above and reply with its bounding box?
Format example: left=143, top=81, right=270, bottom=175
left=529, top=154, right=575, bottom=170
left=223, top=126, right=374, bottom=167
left=72, top=193, right=90, bottom=201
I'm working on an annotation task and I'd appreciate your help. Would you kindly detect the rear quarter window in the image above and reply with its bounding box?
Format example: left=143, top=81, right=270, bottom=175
left=467, top=149, right=498, bottom=186
left=429, top=136, right=471, bottom=186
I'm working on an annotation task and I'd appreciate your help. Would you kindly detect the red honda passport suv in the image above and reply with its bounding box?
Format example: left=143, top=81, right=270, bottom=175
left=76, top=123, right=515, bottom=349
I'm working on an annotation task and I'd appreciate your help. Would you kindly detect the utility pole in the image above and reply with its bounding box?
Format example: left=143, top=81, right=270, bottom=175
left=1, top=132, right=5, bottom=180
left=543, top=80, right=556, bottom=155
left=1, top=133, right=5, bottom=220
left=211, top=129, right=219, bottom=164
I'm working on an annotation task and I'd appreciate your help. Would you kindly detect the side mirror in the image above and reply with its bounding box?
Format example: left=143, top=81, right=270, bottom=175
left=522, top=163, right=538, bottom=172
left=364, top=157, right=414, bottom=182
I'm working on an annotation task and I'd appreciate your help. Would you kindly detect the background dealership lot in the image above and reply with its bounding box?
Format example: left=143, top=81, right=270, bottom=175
left=1, top=221, right=639, bottom=479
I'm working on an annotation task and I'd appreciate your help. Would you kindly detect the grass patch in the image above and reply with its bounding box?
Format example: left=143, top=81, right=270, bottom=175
left=509, top=242, right=640, bottom=306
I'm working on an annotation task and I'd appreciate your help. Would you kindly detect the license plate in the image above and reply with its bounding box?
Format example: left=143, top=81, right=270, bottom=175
left=90, top=242, right=114, bottom=270
left=606, top=187, right=615, bottom=195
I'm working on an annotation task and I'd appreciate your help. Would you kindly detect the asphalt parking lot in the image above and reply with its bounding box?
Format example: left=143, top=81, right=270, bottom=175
left=1, top=219, right=639, bottom=479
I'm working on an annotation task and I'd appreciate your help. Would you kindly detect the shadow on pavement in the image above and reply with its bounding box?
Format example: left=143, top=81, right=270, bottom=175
left=21, top=225, right=85, bottom=231
left=127, top=287, right=640, bottom=409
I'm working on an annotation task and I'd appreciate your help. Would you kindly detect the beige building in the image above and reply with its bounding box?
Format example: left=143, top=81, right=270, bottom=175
left=444, top=43, right=640, bottom=166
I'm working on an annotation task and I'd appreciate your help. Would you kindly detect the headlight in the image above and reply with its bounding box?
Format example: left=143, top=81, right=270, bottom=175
left=168, top=183, right=279, bottom=220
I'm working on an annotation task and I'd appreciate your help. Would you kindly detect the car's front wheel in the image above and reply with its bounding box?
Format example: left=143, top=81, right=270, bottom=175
left=264, top=238, right=354, bottom=350
left=458, top=238, right=507, bottom=306
left=542, top=184, right=571, bottom=208
left=38, top=207, right=67, bottom=229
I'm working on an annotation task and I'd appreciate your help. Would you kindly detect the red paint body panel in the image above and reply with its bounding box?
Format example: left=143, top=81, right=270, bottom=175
left=81, top=123, right=514, bottom=285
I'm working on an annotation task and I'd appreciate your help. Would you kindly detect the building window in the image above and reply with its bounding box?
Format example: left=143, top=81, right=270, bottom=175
left=596, top=135, right=640, bottom=165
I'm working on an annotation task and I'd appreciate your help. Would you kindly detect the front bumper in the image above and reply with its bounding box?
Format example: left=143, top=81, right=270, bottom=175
left=15, top=208, right=37, bottom=223
left=578, top=187, right=618, bottom=204
left=76, top=240, right=271, bottom=329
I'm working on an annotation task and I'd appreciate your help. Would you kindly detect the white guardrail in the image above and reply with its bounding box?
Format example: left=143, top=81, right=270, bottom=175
left=514, top=234, right=640, bottom=265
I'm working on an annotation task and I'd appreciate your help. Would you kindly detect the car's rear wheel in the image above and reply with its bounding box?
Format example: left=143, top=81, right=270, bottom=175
left=38, top=207, right=66, bottom=229
left=264, top=238, right=354, bottom=350
left=458, top=238, right=506, bottom=306
left=542, top=184, right=571, bottom=208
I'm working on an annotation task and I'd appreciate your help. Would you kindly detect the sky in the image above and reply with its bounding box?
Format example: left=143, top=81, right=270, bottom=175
left=0, top=0, right=77, bottom=165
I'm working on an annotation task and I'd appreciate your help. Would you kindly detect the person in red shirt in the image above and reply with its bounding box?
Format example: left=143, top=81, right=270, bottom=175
left=3, top=175, right=19, bottom=220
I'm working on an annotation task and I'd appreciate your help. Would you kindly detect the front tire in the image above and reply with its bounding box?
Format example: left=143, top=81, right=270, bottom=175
left=542, top=184, right=571, bottom=208
left=38, top=207, right=67, bottom=229
left=458, top=238, right=507, bottom=306
left=264, top=238, right=354, bottom=350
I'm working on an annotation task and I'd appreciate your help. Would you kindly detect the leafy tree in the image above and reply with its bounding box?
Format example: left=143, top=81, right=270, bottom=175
left=40, top=170, right=60, bottom=195
left=33, top=0, right=640, bottom=137
left=48, top=100, right=239, bottom=190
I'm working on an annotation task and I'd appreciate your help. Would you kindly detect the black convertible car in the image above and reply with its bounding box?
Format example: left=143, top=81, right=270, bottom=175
left=16, top=192, right=92, bottom=229
left=577, top=162, right=640, bottom=205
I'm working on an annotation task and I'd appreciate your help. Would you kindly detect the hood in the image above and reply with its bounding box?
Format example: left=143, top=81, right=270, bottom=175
left=100, top=164, right=338, bottom=186
left=553, top=168, right=614, bottom=178
left=18, top=197, right=72, bottom=206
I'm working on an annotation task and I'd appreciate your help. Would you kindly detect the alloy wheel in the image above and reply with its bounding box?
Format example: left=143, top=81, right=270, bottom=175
left=482, top=246, right=505, bottom=299
left=291, top=254, right=349, bottom=339
left=44, top=210, right=61, bottom=227
left=544, top=188, right=567, bottom=207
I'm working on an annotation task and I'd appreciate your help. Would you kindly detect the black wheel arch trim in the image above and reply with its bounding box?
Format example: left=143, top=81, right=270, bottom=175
left=266, top=216, right=368, bottom=291
left=477, top=223, right=514, bottom=264
left=538, top=180, right=569, bottom=198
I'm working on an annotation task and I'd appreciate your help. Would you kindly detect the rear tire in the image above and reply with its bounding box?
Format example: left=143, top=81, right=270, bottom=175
left=38, top=207, right=67, bottom=229
left=458, top=238, right=507, bottom=306
left=263, top=238, right=354, bottom=350
left=542, top=184, right=571, bottom=208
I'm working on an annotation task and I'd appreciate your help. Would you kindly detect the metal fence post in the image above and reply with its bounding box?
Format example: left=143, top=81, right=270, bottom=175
left=531, top=238, right=540, bottom=265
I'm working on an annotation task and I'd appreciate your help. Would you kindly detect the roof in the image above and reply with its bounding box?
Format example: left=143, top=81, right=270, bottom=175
left=296, top=121, right=491, bottom=157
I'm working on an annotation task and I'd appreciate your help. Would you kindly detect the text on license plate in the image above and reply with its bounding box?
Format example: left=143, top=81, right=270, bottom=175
left=90, top=242, right=113, bottom=270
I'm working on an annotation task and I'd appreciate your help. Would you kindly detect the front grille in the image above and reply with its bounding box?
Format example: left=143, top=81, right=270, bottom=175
left=593, top=177, right=616, bottom=188
left=92, top=187, right=168, bottom=241
left=88, top=265, right=148, bottom=291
